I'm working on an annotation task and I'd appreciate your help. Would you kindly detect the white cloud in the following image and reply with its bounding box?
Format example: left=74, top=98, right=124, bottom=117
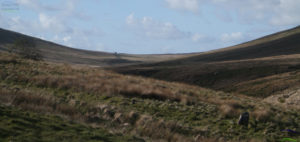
left=192, top=33, right=205, bottom=42
left=126, top=13, right=135, bottom=25
left=51, top=35, right=72, bottom=47
left=63, top=36, right=71, bottom=42
left=53, top=35, right=59, bottom=41
left=94, top=43, right=106, bottom=51
left=191, top=33, right=216, bottom=44
left=126, top=13, right=190, bottom=40
left=165, top=0, right=199, bottom=12
left=17, top=0, right=59, bottom=11
left=271, top=0, right=300, bottom=26
left=48, top=28, right=104, bottom=50
left=37, top=13, right=74, bottom=34
left=211, top=0, right=300, bottom=26
left=39, top=13, right=59, bottom=29
left=0, top=15, right=39, bottom=35
left=210, top=0, right=278, bottom=24
left=221, top=32, right=243, bottom=42
left=0, top=0, right=103, bottom=51
left=164, top=0, right=300, bottom=26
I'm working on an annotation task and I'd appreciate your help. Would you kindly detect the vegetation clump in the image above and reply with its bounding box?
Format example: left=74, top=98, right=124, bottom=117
left=10, top=38, right=42, bottom=61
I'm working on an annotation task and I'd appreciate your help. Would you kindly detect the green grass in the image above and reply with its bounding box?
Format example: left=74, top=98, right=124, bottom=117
left=0, top=105, right=143, bottom=142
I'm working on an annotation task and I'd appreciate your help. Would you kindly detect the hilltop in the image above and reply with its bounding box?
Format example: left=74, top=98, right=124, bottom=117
left=0, top=28, right=194, bottom=67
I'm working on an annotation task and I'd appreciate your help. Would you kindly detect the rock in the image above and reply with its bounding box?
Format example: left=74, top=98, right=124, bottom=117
left=238, top=112, right=249, bottom=126
left=132, top=99, right=136, bottom=104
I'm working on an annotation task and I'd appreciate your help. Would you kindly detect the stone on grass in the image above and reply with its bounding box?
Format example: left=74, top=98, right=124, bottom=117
left=238, top=112, right=249, bottom=126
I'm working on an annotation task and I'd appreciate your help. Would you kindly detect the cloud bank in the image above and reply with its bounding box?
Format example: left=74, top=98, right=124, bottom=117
left=126, top=13, right=191, bottom=40
left=165, top=0, right=300, bottom=26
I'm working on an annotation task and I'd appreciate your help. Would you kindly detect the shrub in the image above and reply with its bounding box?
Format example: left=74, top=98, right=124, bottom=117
left=11, top=38, right=42, bottom=61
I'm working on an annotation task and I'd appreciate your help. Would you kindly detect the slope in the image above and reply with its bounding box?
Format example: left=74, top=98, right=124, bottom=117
left=157, top=25, right=300, bottom=65
left=112, top=26, right=300, bottom=99
left=0, top=28, right=193, bottom=67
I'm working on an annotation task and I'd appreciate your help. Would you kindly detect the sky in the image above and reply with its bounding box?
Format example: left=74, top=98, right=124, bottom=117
left=0, top=0, right=300, bottom=54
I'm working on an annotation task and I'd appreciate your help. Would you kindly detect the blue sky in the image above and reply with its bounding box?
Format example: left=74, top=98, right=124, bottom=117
left=0, top=0, right=300, bottom=54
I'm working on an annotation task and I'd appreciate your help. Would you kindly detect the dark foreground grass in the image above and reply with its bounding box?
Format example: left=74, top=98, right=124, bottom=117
left=0, top=105, right=143, bottom=142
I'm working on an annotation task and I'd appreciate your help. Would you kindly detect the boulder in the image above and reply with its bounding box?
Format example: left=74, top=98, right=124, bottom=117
left=238, top=112, right=249, bottom=126
left=132, top=99, right=136, bottom=104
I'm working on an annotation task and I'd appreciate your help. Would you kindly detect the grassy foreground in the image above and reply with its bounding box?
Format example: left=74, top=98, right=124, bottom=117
left=0, top=53, right=300, bottom=142
left=0, top=105, right=142, bottom=142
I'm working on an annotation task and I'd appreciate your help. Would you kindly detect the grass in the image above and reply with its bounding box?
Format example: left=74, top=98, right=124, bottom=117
left=1, top=53, right=300, bottom=141
left=0, top=105, right=143, bottom=142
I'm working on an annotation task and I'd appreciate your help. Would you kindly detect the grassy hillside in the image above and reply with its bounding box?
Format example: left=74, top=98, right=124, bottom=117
left=113, top=26, right=300, bottom=101
left=153, top=25, right=300, bottom=65
left=0, top=28, right=194, bottom=67
left=1, top=53, right=300, bottom=142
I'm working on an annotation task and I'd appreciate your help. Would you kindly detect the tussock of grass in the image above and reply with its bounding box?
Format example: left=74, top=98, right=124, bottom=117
left=219, top=104, right=241, bottom=118
left=252, top=108, right=272, bottom=122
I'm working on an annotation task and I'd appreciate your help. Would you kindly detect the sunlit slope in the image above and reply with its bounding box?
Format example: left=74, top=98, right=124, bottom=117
left=158, top=26, right=300, bottom=65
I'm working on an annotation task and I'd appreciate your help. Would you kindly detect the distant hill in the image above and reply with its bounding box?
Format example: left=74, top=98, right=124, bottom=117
left=113, top=25, right=300, bottom=100
left=138, top=26, right=300, bottom=66
left=0, top=28, right=194, bottom=67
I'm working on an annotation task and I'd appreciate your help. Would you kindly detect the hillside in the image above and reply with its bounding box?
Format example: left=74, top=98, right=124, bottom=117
left=113, top=26, right=300, bottom=103
left=1, top=53, right=300, bottom=141
left=154, top=25, right=300, bottom=64
left=0, top=28, right=194, bottom=67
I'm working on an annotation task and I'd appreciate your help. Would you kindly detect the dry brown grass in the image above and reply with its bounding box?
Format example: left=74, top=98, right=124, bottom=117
left=231, top=70, right=300, bottom=98
left=1, top=52, right=262, bottom=111
left=219, top=104, right=241, bottom=118
left=194, top=135, right=217, bottom=142
left=252, top=107, right=272, bottom=122
left=0, top=87, right=83, bottom=121
left=0, top=53, right=269, bottom=123
left=29, top=69, right=181, bottom=101
left=0, top=53, right=18, bottom=64
left=134, top=115, right=193, bottom=142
